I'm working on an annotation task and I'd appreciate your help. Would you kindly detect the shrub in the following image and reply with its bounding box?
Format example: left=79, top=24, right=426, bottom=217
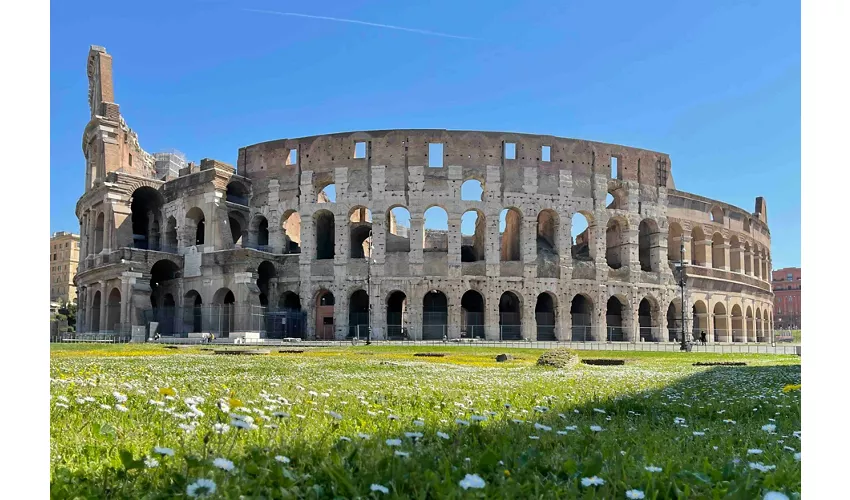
left=536, top=349, right=579, bottom=368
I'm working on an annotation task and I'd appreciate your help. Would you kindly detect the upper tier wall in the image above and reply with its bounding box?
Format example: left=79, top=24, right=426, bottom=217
left=237, top=130, right=674, bottom=188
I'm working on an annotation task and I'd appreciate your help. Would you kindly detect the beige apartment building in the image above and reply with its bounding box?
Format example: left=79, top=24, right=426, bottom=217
left=50, top=231, right=80, bottom=303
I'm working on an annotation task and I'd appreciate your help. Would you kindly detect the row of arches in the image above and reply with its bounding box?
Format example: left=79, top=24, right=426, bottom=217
left=668, top=223, right=771, bottom=279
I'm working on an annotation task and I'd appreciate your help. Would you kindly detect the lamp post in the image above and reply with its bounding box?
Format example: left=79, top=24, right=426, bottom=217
left=366, top=228, right=373, bottom=345
left=678, top=241, right=688, bottom=351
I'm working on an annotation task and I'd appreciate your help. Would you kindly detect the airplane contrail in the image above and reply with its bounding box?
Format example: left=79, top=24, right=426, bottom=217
left=242, top=9, right=480, bottom=41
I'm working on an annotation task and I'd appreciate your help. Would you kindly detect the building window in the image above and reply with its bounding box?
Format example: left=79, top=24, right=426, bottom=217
left=786, top=273, right=792, bottom=280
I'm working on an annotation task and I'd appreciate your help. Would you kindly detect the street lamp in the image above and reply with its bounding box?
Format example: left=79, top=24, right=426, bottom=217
left=677, top=241, right=688, bottom=351
left=366, top=228, right=373, bottom=345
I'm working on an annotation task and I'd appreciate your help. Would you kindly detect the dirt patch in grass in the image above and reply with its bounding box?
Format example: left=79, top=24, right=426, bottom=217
left=582, top=359, right=626, bottom=366
left=278, top=350, right=305, bottom=354
left=693, top=361, right=747, bottom=366
left=413, top=353, right=448, bottom=358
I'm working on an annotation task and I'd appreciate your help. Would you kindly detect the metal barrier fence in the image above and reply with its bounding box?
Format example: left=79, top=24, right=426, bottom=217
left=141, top=305, right=266, bottom=338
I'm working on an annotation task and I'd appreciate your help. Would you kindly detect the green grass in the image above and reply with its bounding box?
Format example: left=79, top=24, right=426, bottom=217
left=50, top=345, right=801, bottom=498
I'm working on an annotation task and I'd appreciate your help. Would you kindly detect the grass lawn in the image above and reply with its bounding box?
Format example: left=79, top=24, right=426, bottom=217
left=50, top=344, right=801, bottom=498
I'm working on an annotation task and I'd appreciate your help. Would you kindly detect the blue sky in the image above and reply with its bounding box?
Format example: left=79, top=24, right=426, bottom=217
left=50, top=0, right=800, bottom=267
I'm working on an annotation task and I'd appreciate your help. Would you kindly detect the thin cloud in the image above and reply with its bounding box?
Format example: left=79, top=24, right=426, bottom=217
left=243, top=9, right=480, bottom=41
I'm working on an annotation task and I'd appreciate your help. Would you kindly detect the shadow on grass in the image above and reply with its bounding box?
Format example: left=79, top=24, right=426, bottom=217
left=51, top=358, right=801, bottom=499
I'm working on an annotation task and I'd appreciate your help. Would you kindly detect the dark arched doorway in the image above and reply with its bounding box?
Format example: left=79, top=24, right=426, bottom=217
left=386, top=291, right=407, bottom=340
left=422, top=291, right=448, bottom=340
left=315, top=291, right=335, bottom=340
left=499, top=292, right=522, bottom=340
left=535, top=293, right=557, bottom=341
left=461, top=290, right=485, bottom=339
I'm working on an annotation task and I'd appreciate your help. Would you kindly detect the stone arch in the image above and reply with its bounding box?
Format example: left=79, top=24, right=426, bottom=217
left=605, top=217, right=628, bottom=269
left=272, top=291, right=304, bottom=339
left=387, top=205, right=411, bottom=253
left=423, top=290, right=448, bottom=340
left=256, top=261, right=276, bottom=306
left=150, top=260, right=180, bottom=323
left=713, top=302, right=728, bottom=342
left=499, top=291, right=522, bottom=340
left=164, top=216, right=178, bottom=251
left=667, top=299, right=682, bottom=342
left=571, top=212, right=593, bottom=261
left=281, top=210, right=301, bottom=254
left=317, top=183, right=336, bottom=203
left=535, top=292, right=557, bottom=341
left=500, top=207, right=522, bottom=261
left=691, top=226, right=707, bottom=266
left=423, top=206, right=449, bottom=252
left=250, top=214, right=270, bottom=249
left=314, top=209, right=335, bottom=260
left=349, top=206, right=373, bottom=258
left=570, top=293, right=593, bottom=341
left=461, top=210, right=486, bottom=262
left=638, top=295, right=661, bottom=341
left=94, top=211, right=105, bottom=253
left=348, top=289, right=370, bottom=338
left=668, top=222, right=684, bottom=262
left=753, top=245, right=763, bottom=279
left=710, top=206, right=724, bottom=224
left=315, top=289, right=335, bottom=340
left=755, top=308, right=763, bottom=341
left=606, top=187, right=627, bottom=210
left=743, top=218, right=751, bottom=232
left=743, top=241, right=753, bottom=275
left=461, top=179, right=483, bottom=201
left=106, top=287, right=121, bottom=332
left=225, top=181, right=250, bottom=206
left=606, top=295, right=628, bottom=341
left=228, top=211, right=248, bottom=248
left=638, top=218, right=660, bottom=272
left=183, top=290, right=203, bottom=334
left=130, top=186, right=164, bottom=250
left=386, top=290, right=408, bottom=339
left=730, top=304, right=744, bottom=342
left=537, top=209, right=559, bottom=263
left=212, top=287, right=235, bottom=337
left=90, top=290, right=102, bottom=332
left=729, top=236, right=742, bottom=272
left=185, top=207, right=205, bottom=246
left=711, top=232, right=726, bottom=269
left=461, top=289, right=485, bottom=339
left=746, top=306, right=755, bottom=342
left=692, top=300, right=708, bottom=339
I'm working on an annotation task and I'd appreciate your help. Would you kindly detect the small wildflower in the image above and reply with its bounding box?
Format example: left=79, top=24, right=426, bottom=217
left=626, top=489, right=645, bottom=499
left=645, top=465, right=662, bottom=473
left=212, top=458, right=234, bottom=472
left=158, top=387, right=176, bottom=397
left=456, top=419, right=470, bottom=426
left=762, top=424, right=777, bottom=433
left=186, top=478, right=216, bottom=498
left=404, top=432, right=423, bottom=439
left=764, top=493, right=790, bottom=500
left=115, top=404, right=129, bottom=412
left=413, top=419, right=425, bottom=427
left=358, top=433, right=371, bottom=439
left=385, top=439, right=402, bottom=447
left=748, top=462, right=776, bottom=472
left=589, top=425, right=603, bottom=432
left=794, top=452, right=801, bottom=461
left=274, top=455, right=290, bottom=464
left=437, top=431, right=450, bottom=440
left=144, top=457, right=159, bottom=468
left=394, top=451, right=410, bottom=458
left=534, top=423, right=552, bottom=432
left=581, top=476, right=605, bottom=487
left=153, top=447, right=174, bottom=457
left=340, top=436, right=352, bottom=442
left=370, top=484, right=389, bottom=494
left=459, top=473, right=486, bottom=490
left=748, top=449, right=763, bottom=455
left=328, top=411, right=343, bottom=420
left=693, top=431, right=705, bottom=436
left=213, top=423, right=230, bottom=434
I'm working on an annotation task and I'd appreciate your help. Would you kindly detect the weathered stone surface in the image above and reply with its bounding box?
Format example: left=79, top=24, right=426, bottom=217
left=495, top=354, right=513, bottom=362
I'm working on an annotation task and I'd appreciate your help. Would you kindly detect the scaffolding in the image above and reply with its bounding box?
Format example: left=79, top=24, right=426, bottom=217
left=154, top=150, right=187, bottom=180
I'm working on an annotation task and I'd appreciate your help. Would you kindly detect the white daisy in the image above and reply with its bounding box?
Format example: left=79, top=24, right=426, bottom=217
left=534, top=423, right=552, bottom=432
left=748, top=449, right=763, bottom=455
left=529, top=435, right=540, bottom=440
left=763, top=493, right=789, bottom=500
left=212, top=457, right=234, bottom=472
left=458, top=473, right=486, bottom=489
left=581, top=476, right=605, bottom=487
left=437, top=431, right=450, bottom=440
left=358, top=433, right=371, bottom=440
left=153, top=447, right=175, bottom=457
left=115, top=404, right=129, bottom=412
left=692, top=431, right=705, bottom=436
left=748, top=462, right=776, bottom=472
left=385, top=439, right=402, bottom=447
left=186, top=478, right=216, bottom=497
left=328, top=411, right=343, bottom=420
left=626, top=489, right=645, bottom=499
left=762, top=424, right=777, bottom=433
left=213, top=423, right=230, bottom=434
left=370, top=484, right=390, bottom=494
left=589, top=425, right=603, bottom=432
left=274, top=455, right=290, bottom=464
left=413, top=420, right=425, bottom=427
left=404, top=432, right=423, bottom=439
left=644, top=465, right=662, bottom=473
left=456, top=419, right=470, bottom=426
left=113, top=392, right=128, bottom=403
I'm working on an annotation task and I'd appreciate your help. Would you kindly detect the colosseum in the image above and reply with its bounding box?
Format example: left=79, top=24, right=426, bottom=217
left=74, top=46, right=775, bottom=343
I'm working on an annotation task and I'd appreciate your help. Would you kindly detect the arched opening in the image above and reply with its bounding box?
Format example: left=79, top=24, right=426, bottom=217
left=571, top=212, right=593, bottom=261
left=729, top=236, right=742, bottom=273
left=130, top=187, right=164, bottom=250
left=270, top=291, right=303, bottom=339
left=348, top=289, right=370, bottom=339
left=743, top=218, right=751, bottom=232
left=90, top=290, right=102, bottom=332
left=499, top=208, right=522, bottom=261
left=387, top=206, right=411, bottom=253
left=423, top=206, right=449, bottom=252
left=710, top=206, right=724, bottom=224
left=668, top=222, right=683, bottom=262
left=667, top=300, right=682, bottom=342
left=638, top=219, right=659, bottom=272
left=315, top=210, right=335, bottom=260
left=606, top=188, right=626, bottom=210
left=256, top=261, right=276, bottom=306
left=731, top=304, right=744, bottom=342
left=160, top=293, right=176, bottom=335
left=498, top=291, right=522, bottom=340
left=228, top=212, right=247, bottom=248
left=606, top=296, right=626, bottom=341
left=638, top=297, right=657, bottom=341
left=164, top=216, right=178, bottom=251
left=422, top=290, right=448, bottom=340
left=94, top=212, right=105, bottom=254
left=461, top=210, right=485, bottom=262
left=691, top=227, right=706, bottom=266
left=744, top=242, right=753, bottom=275
left=226, top=181, right=250, bottom=206
left=692, top=301, right=708, bottom=341
left=315, top=290, right=335, bottom=340
left=249, top=215, right=270, bottom=250
left=537, top=210, right=558, bottom=273
left=282, top=211, right=301, bottom=254
left=605, top=218, right=627, bottom=269
left=212, top=288, right=236, bottom=337
left=106, top=288, right=121, bottom=333
left=535, top=293, right=557, bottom=341
left=318, top=184, right=336, bottom=203
left=755, top=308, right=763, bottom=342
left=746, top=306, right=755, bottom=342
left=183, top=290, right=203, bottom=334
left=185, top=207, right=205, bottom=247
left=753, top=248, right=763, bottom=279
left=386, top=291, right=408, bottom=339
left=461, top=290, right=485, bottom=339
left=711, top=233, right=726, bottom=269
left=461, top=179, right=483, bottom=201
left=150, top=260, right=180, bottom=333
left=713, top=302, right=728, bottom=342
left=349, top=207, right=373, bottom=259
left=570, top=294, right=593, bottom=341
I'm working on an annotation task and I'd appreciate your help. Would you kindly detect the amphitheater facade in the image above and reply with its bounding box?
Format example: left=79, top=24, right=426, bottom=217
left=74, top=46, right=775, bottom=343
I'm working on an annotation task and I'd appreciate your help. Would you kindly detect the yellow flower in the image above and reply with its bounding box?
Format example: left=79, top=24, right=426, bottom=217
left=158, top=387, right=176, bottom=397
left=504, top=470, right=511, bottom=477
left=229, top=397, right=243, bottom=408
left=782, top=384, right=801, bottom=393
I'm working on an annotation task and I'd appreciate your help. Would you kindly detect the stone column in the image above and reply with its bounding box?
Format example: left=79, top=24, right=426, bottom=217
left=730, top=245, right=743, bottom=273
left=203, top=191, right=224, bottom=253
left=559, top=212, right=573, bottom=276
left=485, top=213, right=500, bottom=277
left=522, top=218, right=537, bottom=279
left=719, top=243, right=731, bottom=271
left=522, top=297, right=536, bottom=341
left=409, top=215, right=424, bottom=275
left=485, top=296, right=500, bottom=340
left=447, top=213, right=462, bottom=278
left=371, top=212, right=387, bottom=265
left=447, top=295, right=462, bottom=340
left=696, top=238, right=712, bottom=267
left=626, top=227, right=640, bottom=272
left=98, top=281, right=108, bottom=333
left=78, top=286, right=88, bottom=333
left=557, top=293, right=572, bottom=341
